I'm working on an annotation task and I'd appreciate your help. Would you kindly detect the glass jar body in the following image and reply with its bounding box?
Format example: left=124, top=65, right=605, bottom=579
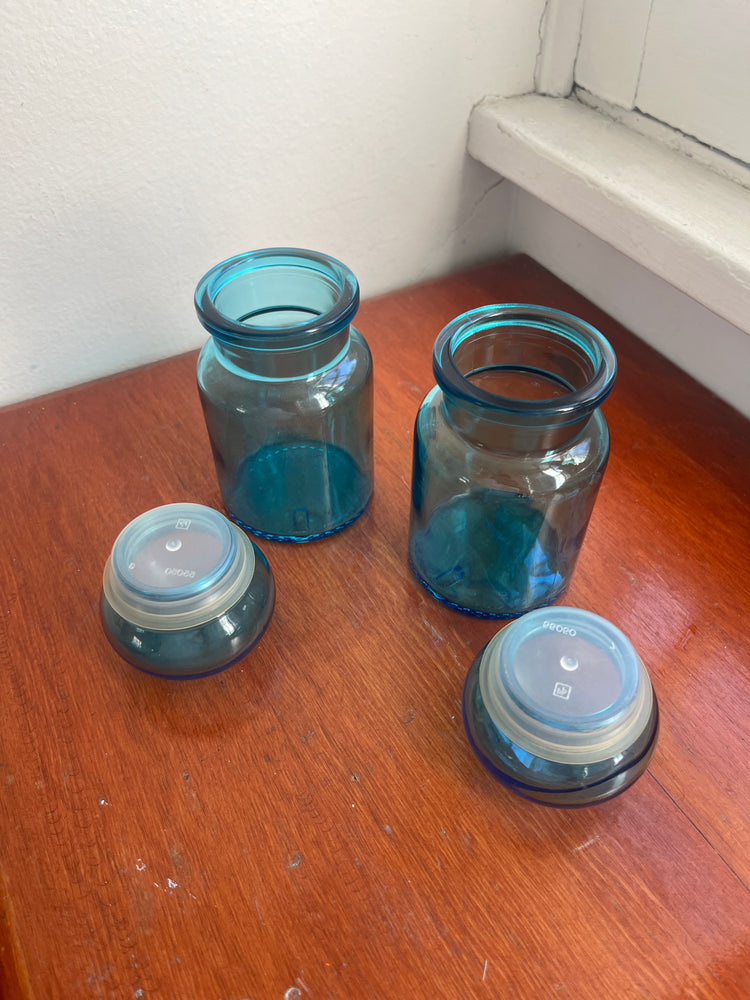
left=408, top=305, right=616, bottom=617
left=409, top=392, right=609, bottom=616
left=197, top=327, right=372, bottom=540
left=195, top=250, right=373, bottom=541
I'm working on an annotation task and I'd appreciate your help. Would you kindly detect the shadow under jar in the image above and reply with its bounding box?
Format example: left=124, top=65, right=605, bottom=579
left=408, top=305, right=617, bottom=617
left=195, top=249, right=373, bottom=542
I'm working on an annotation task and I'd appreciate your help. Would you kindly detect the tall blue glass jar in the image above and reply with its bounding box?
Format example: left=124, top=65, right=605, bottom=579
left=408, top=305, right=617, bottom=617
left=195, top=249, right=373, bottom=542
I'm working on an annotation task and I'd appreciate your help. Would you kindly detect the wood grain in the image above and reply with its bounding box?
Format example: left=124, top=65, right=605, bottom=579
left=1, top=256, right=748, bottom=999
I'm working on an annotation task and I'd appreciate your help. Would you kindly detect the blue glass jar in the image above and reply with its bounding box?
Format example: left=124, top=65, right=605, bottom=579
left=462, top=608, right=659, bottom=807
left=101, top=503, right=275, bottom=679
left=408, top=305, right=616, bottom=617
left=195, top=248, right=373, bottom=542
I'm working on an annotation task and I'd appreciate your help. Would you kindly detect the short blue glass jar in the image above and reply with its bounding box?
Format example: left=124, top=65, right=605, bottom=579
left=195, top=248, right=374, bottom=542
left=462, top=608, right=659, bottom=806
left=101, top=503, right=275, bottom=679
left=409, top=305, right=616, bottom=617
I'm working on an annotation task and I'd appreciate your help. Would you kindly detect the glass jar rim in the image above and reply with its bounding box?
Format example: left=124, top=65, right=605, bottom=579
left=194, top=247, right=359, bottom=348
left=433, top=304, right=616, bottom=419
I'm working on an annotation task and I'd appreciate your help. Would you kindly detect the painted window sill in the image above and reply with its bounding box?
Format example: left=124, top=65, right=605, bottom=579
left=468, top=93, right=750, bottom=338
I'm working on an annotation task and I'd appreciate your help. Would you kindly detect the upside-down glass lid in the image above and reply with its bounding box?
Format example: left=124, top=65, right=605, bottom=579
left=479, top=607, right=654, bottom=764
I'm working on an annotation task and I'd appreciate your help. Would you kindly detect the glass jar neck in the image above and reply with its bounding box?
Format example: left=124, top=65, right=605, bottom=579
left=212, top=329, right=351, bottom=379
left=195, top=247, right=358, bottom=378
left=442, top=397, right=594, bottom=452
left=434, top=305, right=616, bottom=452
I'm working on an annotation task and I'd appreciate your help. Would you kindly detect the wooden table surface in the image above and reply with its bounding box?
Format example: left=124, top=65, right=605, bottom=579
left=1, top=255, right=748, bottom=1000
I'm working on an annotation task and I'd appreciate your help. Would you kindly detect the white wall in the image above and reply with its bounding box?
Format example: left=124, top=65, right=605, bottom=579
left=1, top=0, right=547, bottom=406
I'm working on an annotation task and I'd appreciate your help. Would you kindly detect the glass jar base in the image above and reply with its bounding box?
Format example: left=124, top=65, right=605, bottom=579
left=409, top=486, right=573, bottom=616
left=221, top=440, right=372, bottom=542
left=230, top=496, right=371, bottom=543
left=409, top=559, right=567, bottom=619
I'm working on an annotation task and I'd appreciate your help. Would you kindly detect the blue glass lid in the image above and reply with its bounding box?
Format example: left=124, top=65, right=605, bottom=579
left=479, top=608, right=654, bottom=763
left=103, top=503, right=256, bottom=630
